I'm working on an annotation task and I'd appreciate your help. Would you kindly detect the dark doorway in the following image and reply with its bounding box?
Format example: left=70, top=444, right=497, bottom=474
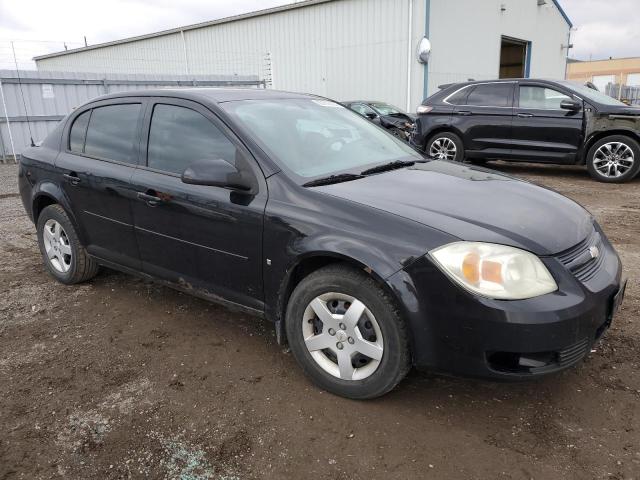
left=499, top=36, right=529, bottom=78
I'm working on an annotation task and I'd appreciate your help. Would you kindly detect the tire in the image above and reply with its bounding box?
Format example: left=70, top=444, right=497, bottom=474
left=425, top=131, right=464, bottom=162
left=285, top=264, right=411, bottom=399
left=36, top=204, right=99, bottom=284
left=586, top=135, right=640, bottom=183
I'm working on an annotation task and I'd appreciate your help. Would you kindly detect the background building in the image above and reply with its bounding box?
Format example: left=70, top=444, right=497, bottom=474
left=567, top=57, right=640, bottom=104
left=33, top=0, right=572, bottom=111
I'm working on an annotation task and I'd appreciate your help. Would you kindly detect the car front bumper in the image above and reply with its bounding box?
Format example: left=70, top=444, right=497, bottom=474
left=387, top=231, right=624, bottom=380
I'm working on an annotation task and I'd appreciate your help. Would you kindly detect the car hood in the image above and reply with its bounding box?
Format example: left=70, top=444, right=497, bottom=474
left=314, top=161, right=593, bottom=255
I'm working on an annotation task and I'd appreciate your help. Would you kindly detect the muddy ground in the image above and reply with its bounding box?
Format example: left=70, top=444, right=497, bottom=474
left=0, top=162, right=638, bottom=480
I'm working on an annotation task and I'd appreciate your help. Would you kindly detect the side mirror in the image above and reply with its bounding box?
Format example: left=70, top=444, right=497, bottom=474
left=560, top=99, right=582, bottom=111
left=365, top=112, right=378, bottom=120
left=181, top=158, right=254, bottom=192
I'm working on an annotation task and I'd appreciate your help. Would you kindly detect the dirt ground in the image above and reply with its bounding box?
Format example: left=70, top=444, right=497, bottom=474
left=0, top=161, right=638, bottom=480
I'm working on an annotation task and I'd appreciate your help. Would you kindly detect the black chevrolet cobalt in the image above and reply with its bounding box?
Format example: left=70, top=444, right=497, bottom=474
left=18, top=88, right=625, bottom=399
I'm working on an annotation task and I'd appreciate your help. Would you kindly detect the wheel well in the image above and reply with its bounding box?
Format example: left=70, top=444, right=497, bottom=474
left=277, top=255, right=387, bottom=324
left=581, top=130, right=640, bottom=164
left=32, top=195, right=57, bottom=223
left=423, top=127, right=463, bottom=150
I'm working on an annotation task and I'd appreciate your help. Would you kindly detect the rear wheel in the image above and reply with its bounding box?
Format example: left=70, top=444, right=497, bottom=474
left=36, top=205, right=99, bottom=284
left=285, top=264, right=410, bottom=399
left=586, top=135, right=640, bottom=183
left=426, top=132, right=464, bottom=162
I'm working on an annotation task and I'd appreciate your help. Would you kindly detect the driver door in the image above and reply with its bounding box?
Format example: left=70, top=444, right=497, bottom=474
left=130, top=98, right=267, bottom=310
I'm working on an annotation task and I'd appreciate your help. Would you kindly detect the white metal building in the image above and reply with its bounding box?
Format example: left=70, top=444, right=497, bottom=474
left=34, top=0, right=572, bottom=111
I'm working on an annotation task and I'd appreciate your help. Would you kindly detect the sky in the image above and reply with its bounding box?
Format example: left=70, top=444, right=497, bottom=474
left=0, top=0, right=638, bottom=69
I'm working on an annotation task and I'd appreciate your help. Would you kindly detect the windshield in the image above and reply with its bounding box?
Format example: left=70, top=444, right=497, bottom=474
left=370, top=102, right=404, bottom=115
left=221, top=98, right=422, bottom=180
left=561, top=81, right=629, bottom=107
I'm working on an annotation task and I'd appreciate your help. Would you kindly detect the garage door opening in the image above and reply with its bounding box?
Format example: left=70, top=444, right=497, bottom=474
left=499, top=36, right=529, bottom=78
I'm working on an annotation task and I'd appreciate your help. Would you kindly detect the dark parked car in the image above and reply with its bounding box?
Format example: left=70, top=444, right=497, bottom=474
left=18, top=88, right=625, bottom=399
left=412, top=79, right=640, bottom=182
left=342, top=100, right=415, bottom=140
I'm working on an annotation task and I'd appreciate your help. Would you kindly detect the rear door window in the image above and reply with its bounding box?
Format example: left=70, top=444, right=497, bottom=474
left=465, top=83, right=513, bottom=107
left=69, top=110, right=91, bottom=153
left=147, top=104, right=237, bottom=175
left=84, top=104, right=141, bottom=164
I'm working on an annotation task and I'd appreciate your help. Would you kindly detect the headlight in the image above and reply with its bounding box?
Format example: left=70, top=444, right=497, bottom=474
left=429, top=242, right=557, bottom=300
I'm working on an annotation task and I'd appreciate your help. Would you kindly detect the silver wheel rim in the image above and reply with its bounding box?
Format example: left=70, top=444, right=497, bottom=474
left=302, top=293, right=384, bottom=381
left=593, top=142, right=635, bottom=178
left=43, top=219, right=72, bottom=273
left=429, top=137, right=458, bottom=160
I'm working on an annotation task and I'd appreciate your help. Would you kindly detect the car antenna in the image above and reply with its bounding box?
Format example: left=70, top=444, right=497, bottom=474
left=11, top=41, right=35, bottom=147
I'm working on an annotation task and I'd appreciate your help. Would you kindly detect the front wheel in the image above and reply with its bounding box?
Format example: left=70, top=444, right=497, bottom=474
left=425, top=132, right=464, bottom=162
left=586, top=135, right=640, bottom=183
left=285, top=265, right=411, bottom=399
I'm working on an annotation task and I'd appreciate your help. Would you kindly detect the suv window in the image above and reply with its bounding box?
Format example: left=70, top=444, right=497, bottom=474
left=84, top=104, right=141, bottom=163
left=350, top=103, right=377, bottom=117
left=465, top=83, right=513, bottom=107
left=147, top=104, right=237, bottom=175
left=519, top=86, right=571, bottom=110
left=69, top=110, right=91, bottom=153
left=446, top=86, right=472, bottom=105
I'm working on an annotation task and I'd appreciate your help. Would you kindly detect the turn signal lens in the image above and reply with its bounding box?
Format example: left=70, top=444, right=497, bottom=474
left=430, top=242, right=557, bottom=300
left=416, top=105, right=433, bottom=114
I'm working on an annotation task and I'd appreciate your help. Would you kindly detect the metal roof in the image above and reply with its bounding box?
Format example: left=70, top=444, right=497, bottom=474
left=34, top=0, right=338, bottom=61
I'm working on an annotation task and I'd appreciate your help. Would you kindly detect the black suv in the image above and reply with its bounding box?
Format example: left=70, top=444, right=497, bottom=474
left=18, top=88, right=624, bottom=399
left=412, top=79, right=640, bottom=182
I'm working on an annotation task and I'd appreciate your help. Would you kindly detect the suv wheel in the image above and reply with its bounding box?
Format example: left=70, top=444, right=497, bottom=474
left=285, top=264, right=410, bottom=399
left=586, top=135, right=640, bottom=183
left=36, top=205, right=99, bottom=284
left=426, top=132, right=464, bottom=162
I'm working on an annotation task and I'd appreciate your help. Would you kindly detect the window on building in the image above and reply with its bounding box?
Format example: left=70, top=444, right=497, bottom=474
left=69, top=110, right=91, bottom=153
left=465, top=83, right=513, bottom=107
left=147, top=104, right=237, bottom=175
left=519, top=86, right=571, bottom=110
left=84, top=104, right=141, bottom=163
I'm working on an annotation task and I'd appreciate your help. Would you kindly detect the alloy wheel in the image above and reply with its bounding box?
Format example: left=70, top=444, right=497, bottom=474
left=429, top=137, right=458, bottom=160
left=593, top=141, right=635, bottom=179
left=302, top=292, right=384, bottom=381
left=43, top=219, right=72, bottom=273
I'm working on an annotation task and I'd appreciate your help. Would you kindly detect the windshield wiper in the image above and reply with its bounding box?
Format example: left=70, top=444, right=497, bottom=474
left=360, top=160, right=417, bottom=176
left=302, top=173, right=365, bottom=187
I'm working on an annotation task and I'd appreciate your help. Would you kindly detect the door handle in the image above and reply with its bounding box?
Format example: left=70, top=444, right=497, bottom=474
left=137, top=191, right=163, bottom=207
left=517, top=113, right=534, bottom=118
left=456, top=110, right=472, bottom=116
left=63, top=173, right=81, bottom=185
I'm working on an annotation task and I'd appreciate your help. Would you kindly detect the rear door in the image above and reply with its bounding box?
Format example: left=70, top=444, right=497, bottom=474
left=449, top=82, right=515, bottom=159
left=55, top=99, right=144, bottom=269
left=511, top=82, right=584, bottom=163
left=130, top=98, right=267, bottom=311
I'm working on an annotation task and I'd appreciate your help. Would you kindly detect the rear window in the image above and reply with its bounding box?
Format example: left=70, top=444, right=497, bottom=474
left=465, top=83, right=513, bottom=107
left=84, top=104, right=141, bottom=164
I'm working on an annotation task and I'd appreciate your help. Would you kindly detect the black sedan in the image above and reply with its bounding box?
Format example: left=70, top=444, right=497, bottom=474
left=412, top=78, right=640, bottom=182
left=18, top=88, right=624, bottom=399
left=342, top=100, right=415, bottom=140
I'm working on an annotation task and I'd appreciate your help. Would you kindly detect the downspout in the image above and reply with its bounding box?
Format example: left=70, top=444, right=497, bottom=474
left=423, top=0, right=431, bottom=100
left=406, top=0, right=413, bottom=111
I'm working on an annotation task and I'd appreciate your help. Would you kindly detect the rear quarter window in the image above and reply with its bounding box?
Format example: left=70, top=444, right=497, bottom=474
left=69, top=110, right=91, bottom=153
left=84, top=104, right=141, bottom=164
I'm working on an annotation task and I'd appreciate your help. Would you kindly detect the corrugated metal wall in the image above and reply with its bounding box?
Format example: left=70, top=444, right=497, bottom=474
left=0, top=69, right=263, bottom=161
left=36, top=0, right=419, bottom=109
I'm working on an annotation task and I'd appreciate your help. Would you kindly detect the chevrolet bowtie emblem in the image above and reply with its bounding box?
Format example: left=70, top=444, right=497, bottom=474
left=589, top=246, right=600, bottom=259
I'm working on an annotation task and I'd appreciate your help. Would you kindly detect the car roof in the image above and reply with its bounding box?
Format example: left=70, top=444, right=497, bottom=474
left=85, top=87, right=319, bottom=105
left=442, top=78, right=566, bottom=90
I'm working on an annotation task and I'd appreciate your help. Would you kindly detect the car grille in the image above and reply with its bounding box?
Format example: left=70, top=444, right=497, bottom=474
left=556, top=228, right=605, bottom=282
left=557, top=338, right=590, bottom=367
